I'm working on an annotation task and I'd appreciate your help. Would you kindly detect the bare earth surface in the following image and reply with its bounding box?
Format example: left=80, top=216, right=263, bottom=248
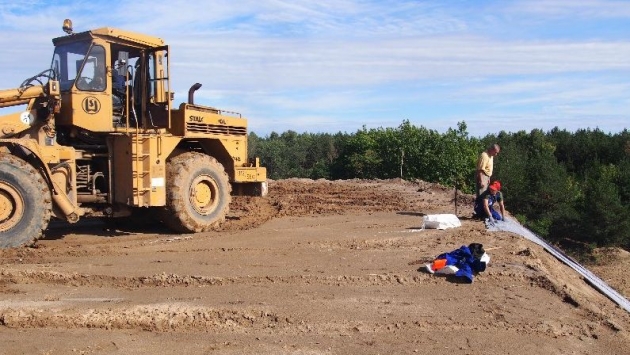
left=1, top=178, right=629, bottom=355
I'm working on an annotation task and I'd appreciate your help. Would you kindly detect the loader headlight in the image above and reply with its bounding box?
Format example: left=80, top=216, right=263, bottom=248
left=19, top=111, right=35, bottom=126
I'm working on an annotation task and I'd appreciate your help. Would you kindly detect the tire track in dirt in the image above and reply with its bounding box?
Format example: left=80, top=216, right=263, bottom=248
left=0, top=301, right=605, bottom=340
left=0, top=269, right=437, bottom=288
left=0, top=304, right=287, bottom=332
left=0, top=265, right=570, bottom=293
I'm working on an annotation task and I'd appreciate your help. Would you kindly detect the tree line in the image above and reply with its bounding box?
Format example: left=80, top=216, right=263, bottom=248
left=248, top=121, right=630, bottom=260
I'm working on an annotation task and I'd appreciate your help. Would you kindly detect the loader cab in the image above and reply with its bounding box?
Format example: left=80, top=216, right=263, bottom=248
left=51, top=31, right=171, bottom=133
left=120, top=47, right=172, bottom=130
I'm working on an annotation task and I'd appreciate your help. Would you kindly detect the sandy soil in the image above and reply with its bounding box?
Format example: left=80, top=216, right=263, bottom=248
left=0, top=178, right=629, bottom=355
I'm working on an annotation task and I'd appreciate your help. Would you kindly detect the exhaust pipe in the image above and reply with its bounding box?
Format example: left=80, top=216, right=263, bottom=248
left=188, top=83, right=202, bottom=104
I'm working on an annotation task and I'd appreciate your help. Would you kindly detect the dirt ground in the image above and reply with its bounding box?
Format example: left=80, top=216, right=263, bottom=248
left=0, top=178, right=629, bottom=355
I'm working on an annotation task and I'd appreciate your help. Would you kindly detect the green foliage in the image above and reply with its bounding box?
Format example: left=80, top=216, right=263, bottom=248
left=249, top=130, right=343, bottom=180
left=249, top=121, right=630, bottom=252
left=338, top=127, right=383, bottom=179
left=439, top=122, right=479, bottom=192
left=580, top=163, right=630, bottom=248
left=617, top=157, right=630, bottom=205
left=496, top=128, right=630, bottom=250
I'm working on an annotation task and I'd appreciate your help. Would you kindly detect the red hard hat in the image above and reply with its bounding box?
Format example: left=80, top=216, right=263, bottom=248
left=490, top=181, right=501, bottom=191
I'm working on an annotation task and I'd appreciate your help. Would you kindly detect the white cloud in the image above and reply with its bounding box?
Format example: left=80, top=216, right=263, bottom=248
left=0, top=1, right=628, bottom=137
left=508, top=0, right=630, bottom=18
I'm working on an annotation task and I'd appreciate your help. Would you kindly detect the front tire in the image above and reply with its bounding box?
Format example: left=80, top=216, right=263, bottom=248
left=0, top=154, right=52, bottom=248
left=161, top=152, right=231, bottom=233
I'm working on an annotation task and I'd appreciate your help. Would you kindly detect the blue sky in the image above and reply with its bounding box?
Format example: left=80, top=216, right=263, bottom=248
left=1, top=0, right=629, bottom=137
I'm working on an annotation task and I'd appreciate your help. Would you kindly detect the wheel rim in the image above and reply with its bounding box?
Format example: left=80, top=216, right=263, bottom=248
left=189, top=174, right=219, bottom=215
left=0, top=181, right=24, bottom=232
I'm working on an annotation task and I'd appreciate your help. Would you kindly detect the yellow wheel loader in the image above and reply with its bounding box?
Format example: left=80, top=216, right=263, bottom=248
left=0, top=19, right=267, bottom=248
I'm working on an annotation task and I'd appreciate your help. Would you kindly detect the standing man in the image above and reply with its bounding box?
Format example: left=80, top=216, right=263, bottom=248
left=476, top=143, right=500, bottom=197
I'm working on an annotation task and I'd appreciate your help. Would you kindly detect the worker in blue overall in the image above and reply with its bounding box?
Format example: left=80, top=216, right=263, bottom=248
left=474, top=180, right=505, bottom=223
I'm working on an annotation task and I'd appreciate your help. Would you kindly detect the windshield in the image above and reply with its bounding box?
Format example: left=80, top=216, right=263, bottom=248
left=51, top=40, right=93, bottom=92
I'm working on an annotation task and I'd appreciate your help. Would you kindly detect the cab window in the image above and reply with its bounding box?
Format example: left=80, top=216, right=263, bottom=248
left=76, top=45, right=106, bottom=92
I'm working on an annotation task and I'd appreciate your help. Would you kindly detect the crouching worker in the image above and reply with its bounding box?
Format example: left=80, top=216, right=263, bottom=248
left=474, top=180, right=505, bottom=223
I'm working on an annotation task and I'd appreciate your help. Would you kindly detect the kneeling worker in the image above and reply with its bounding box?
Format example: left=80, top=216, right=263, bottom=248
left=474, top=180, right=505, bottom=223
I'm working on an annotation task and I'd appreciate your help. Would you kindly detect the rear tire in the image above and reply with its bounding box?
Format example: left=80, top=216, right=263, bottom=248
left=161, top=152, right=231, bottom=233
left=0, top=154, right=52, bottom=247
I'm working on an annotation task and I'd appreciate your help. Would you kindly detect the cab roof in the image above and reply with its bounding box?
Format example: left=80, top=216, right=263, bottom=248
left=52, top=27, right=165, bottom=48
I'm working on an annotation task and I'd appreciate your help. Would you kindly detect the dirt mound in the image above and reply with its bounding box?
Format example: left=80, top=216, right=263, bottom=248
left=223, top=178, right=467, bottom=231
left=590, top=247, right=630, bottom=300
left=594, top=247, right=630, bottom=259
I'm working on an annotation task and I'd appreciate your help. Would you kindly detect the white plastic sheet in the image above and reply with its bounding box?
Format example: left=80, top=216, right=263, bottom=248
left=488, top=216, right=630, bottom=313
left=422, top=214, right=462, bottom=230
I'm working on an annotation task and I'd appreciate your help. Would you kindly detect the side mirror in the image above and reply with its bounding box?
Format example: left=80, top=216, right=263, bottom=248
left=117, top=51, right=129, bottom=76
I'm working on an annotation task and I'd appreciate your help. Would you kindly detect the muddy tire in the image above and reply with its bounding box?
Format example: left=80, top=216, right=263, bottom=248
left=0, top=154, right=52, bottom=248
left=161, top=152, right=231, bottom=233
